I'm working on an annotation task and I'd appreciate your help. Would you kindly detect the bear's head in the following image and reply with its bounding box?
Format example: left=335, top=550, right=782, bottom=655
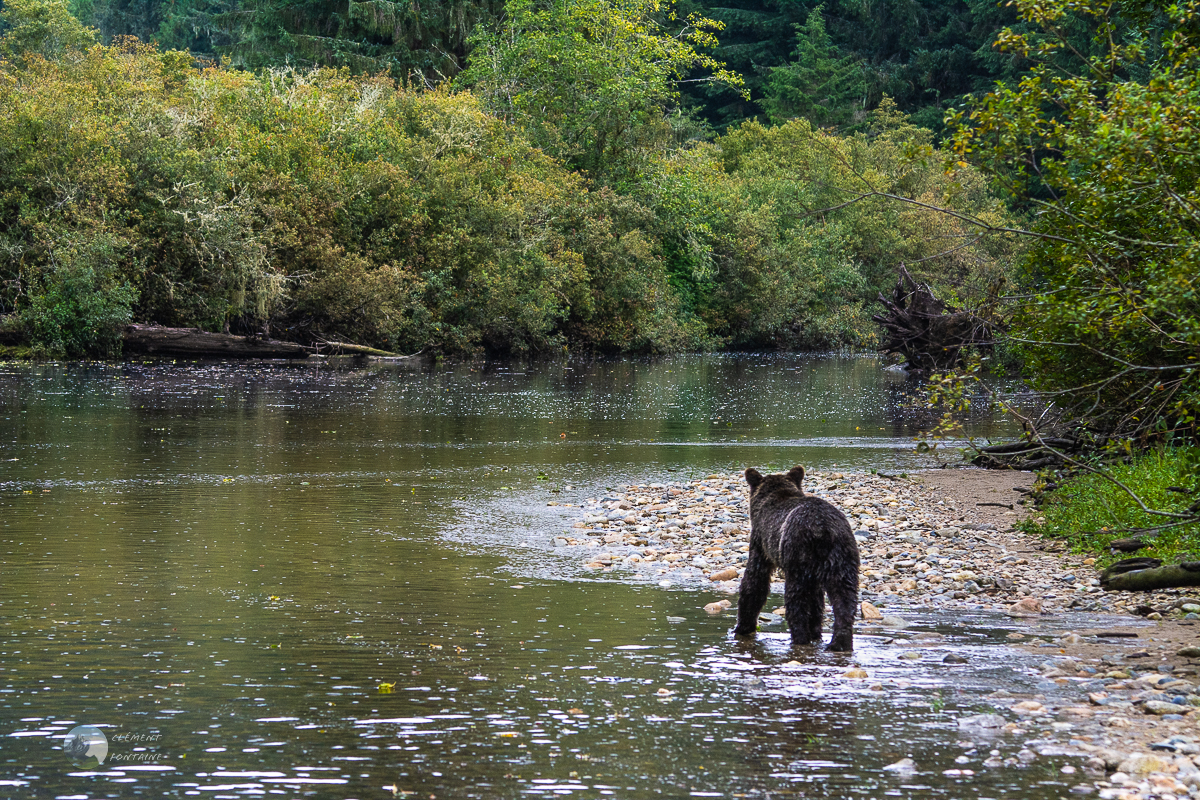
left=745, top=466, right=806, bottom=501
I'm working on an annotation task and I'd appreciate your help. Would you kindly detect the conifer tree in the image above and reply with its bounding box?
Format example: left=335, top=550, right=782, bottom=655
left=761, top=5, right=865, bottom=128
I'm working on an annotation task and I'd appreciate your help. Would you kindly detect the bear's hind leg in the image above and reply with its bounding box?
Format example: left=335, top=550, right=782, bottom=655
left=825, top=575, right=858, bottom=652
left=784, top=578, right=823, bottom=646
left=733, top=548, right=771, bottom=637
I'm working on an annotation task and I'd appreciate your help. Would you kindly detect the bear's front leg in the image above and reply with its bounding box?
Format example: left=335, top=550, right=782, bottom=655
left=733, top=548, right=771, bottom=637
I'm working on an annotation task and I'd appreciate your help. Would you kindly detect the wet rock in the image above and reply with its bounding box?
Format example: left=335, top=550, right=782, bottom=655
left=703, top=599, right=732, bottom=614
left=1118, top=752, right=1176, bottom=775
left=880, top=615, right=911, bottom=630
left=1011, top=700, right=1046, bottom=715
left=860, top=601, right=883, bottom=621
left=1144, top=700, right=1192, bottom=716
left=1006, top=597, right=1044, bottom=617
left=943, top=653, right=969, bottom=664
left=957, top=713, right=1006, bottom=730
left=708, top=567, right=738, bottom=582
left=1150, top=737, right=1199, bottom=754
left=844, top=668, right=869, bottom=679
left=882, top=757, right=917, bottom=773
left=1177, top=646, right=1200, bottom=659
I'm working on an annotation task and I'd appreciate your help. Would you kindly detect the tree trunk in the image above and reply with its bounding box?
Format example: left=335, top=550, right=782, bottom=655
left=1100, top=560, right=1200, bottom=591
left=123, top=324, right=311, bottom=359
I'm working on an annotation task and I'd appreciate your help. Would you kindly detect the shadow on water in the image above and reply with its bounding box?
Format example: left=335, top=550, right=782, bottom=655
left=0, top=355, right=1096, bottom=797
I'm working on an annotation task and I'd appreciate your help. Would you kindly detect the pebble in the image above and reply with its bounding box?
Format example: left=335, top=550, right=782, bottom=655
left=883, top=757, right=917, bottom=773
left=561, top=468, right=1200, bottom=796
left=559, top=468, right=1134, bottom=621
left=957, top=713, right=1006, bottom=730
left=1118, top=753, right=1174, bottom=775
left=1144, top=700, right=1193, bottom=716
left=1007, top=597, right=1044, bottom=617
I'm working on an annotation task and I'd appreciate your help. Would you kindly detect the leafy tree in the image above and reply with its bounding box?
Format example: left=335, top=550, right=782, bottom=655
left=762, top=5, right=866, bottom=128
left=456, top=0, right=744, bottom=181
left=949, top=0, right=1200, bottom=450
left=1, top=0, right=96, bottom=62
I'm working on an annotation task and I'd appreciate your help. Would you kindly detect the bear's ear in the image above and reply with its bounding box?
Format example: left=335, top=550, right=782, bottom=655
left=787, top=465, right=806, bottom=488
left=744, top=468, right=763, bottom=489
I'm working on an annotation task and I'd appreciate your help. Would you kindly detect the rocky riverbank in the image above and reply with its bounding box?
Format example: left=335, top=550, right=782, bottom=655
left=552, top=468, right=1200, bottom=799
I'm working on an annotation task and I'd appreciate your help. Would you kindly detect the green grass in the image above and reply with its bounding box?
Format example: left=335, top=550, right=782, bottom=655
left=1022, top=447, right=1200, bottom=565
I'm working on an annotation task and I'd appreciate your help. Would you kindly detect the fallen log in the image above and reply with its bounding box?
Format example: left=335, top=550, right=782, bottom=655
left=1101, top=560, right=1200, bottom=591
left=123, top=324, right=311, bottom=359
left=318, top=340, right=415, bottom=358
left=975, top=438, right=1078, bottom=455
left=1105, top=557, right=1163, bottom=574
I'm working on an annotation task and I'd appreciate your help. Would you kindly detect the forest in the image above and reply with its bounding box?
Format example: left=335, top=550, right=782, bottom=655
left=0, top=0, right=1197, bottom=505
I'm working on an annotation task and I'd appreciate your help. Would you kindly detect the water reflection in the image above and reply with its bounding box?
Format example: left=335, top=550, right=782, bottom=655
left=0, top=356, right=1086, bottom=797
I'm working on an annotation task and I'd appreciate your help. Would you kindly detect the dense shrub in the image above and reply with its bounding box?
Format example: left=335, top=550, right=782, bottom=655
left=950, top=0, right=1200, bottom=446
left=0, top=20, right=1019, bottom=356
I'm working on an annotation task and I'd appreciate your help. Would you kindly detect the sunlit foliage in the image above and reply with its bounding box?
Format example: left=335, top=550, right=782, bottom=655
left=950, top=0, right=1200, bottom=446
left=0, top=2, right=1018, bottom=357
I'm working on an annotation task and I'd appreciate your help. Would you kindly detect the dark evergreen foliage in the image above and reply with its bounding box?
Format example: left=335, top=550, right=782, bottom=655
left=69, top=0, right=1029, bottom=131
left=69, top=0, right=505, bottom=82
left=678, top=0, right=1024, bottom=131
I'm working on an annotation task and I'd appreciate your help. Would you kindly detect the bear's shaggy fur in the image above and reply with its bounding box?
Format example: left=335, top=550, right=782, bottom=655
left=732, top=465, right=860, bottom=651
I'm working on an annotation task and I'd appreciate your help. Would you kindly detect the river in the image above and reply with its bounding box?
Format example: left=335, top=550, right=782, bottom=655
left=1, top=355, right=1089, bottom=798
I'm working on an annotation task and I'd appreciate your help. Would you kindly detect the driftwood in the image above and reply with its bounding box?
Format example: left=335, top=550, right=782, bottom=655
left=1100, top=558, right=1200, bottom=591
left=971, top=436, right=1081, bottom=470
left=317, top=340, right=415, bottom=358
left=123, top=324, right=311, bottom=359
left=872, top=264, right=997, bottom=371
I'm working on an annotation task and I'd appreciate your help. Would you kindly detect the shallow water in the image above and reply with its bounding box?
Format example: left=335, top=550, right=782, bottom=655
left=1, top=355, right=1100, bottom=797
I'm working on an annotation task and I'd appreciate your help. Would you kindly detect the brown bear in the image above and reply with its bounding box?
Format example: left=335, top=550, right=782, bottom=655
left=732, top=465, right=860, bottom=651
